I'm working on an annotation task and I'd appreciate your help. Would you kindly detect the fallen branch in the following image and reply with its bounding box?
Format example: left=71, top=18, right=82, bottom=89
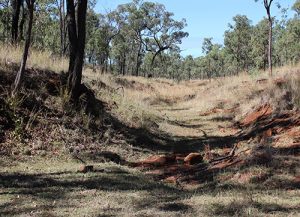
left=209, top=143, right=238, bottom=164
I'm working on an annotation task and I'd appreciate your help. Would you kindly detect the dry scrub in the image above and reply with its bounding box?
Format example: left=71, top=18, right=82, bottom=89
left=0, top=45, right=300, bottom=216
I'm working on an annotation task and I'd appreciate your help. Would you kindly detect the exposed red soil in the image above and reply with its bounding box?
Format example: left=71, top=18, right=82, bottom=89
left=241, top=104, right=273, bottom=127
left=130, top=151, right=244, bottom=185
left=239, top=102, right=300, bottom=151
left=131, top=103, right=300, bottom=186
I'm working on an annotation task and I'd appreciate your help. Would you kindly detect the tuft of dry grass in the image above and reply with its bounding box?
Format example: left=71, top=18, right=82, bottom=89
left=0, top=43, right=68, bottom=72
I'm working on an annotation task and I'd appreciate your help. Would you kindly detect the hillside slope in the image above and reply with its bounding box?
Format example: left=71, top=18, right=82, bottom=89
left=0, top=55, right=300, bottom=216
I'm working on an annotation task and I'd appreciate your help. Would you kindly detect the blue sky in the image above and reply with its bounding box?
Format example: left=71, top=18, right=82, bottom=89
left=95, top=0, right=296, bottom=57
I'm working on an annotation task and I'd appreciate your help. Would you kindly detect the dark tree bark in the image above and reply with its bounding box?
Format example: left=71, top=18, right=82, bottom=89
left=12, top=0, right=34, bottom=95
left=264, top=0, right=273, bottom=76
left=66, top=0, right=77, bottom=76
left=18, top=1, right=25, bottom=41
left=135, top=41, right=142, bottom=76
left=11, top=0, right=22, bottom=44
left=66, top=0, right=88, bottom=103
left=122, top=56, right=126, bottom=76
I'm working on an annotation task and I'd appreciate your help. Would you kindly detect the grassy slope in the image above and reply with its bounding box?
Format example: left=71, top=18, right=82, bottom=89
left=0, top=46, right=300, bottom=216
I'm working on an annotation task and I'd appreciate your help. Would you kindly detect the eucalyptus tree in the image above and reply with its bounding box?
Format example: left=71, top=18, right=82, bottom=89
left=275, top=17, right=300, bottom=65
left=32, top=0, right=60, bottom=53
left=200, top=38, right=225, bottom=78
left=0, top=0, right=10, bottom=41
left=251, top=18, right=269, bottom=70
left=86, top=12, right=120, bottom=72
left=109, top=0, right=188, bottom=76
left=255, top=0, right=279, bottom=75
left=142, top=2, right=188, bottom=66
left=207, top=44, right=225, bottom=78
left=201, top=37, right=214, bottom=78
left=12, top=0, right=35, bottom=95
left=183, top=55, right=194, bottom=80
left=202, top=37, right=214, bottom=54
left=55, top=0, right=66, bottom=56
left=166, top=51, right=182, bottom=80
left=86, top=10, right=100, bottom=67
left=224, top=15, right=253, bottom=74
left=293, top=0, right=300, bottom=15
left=109, top=0, right=143, bottom=76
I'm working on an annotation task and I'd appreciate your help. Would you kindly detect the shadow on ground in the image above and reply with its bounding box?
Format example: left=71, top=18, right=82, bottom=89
left=0, top=167, right=192, bottom=216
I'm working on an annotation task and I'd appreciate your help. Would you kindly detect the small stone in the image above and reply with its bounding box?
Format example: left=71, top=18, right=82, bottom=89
left=12, top=150, right=20, bottom=155
left=24, top=149, right=32, bottom=156
left=184, top=153, right=203, bottom=165
left=78, top=165, right=94, bottom=173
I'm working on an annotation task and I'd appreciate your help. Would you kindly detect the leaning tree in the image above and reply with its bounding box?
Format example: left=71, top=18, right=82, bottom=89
left=12, top=0, right=35, bottom=95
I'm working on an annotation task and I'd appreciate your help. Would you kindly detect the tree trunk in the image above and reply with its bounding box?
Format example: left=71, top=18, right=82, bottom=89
left=12, top=0, right=34, bottom=95
left=66, top=0, right=77, bottom=79
left=264, top=0, right=273, bottom=76
left=11, top=0, right=22, bottom=44
left=135, top=41, right=142, bottom=76
left=66, top=0, right=87, bottom=102
left=267, top=17, right=273, bottom=76
left=18, top=1, right=25, bottom=41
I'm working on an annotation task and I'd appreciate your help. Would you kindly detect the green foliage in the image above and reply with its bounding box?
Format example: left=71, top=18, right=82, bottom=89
left=224, top=15, right=253, bottom=74
left=0, top=0, right=299, bottom=80
left=249, top=68, right=261, bottom=79
left=109, top=0, right=188, bottom=76
left=292, top=0, right=300, bottom=15
left=0, top=0, right=10, bottom=41
left=250, top=18, right=269, bottom=70
left=275, top=17, right=300, bottom=65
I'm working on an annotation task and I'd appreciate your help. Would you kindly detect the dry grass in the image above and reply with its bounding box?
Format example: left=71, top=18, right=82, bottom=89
left=1, top=156, right=299, bottom=217
left=80, top=60, right=300, bottom=142
left=0, top=43, right=68, bottom=72
left=1, top=45, right=300, bottom=216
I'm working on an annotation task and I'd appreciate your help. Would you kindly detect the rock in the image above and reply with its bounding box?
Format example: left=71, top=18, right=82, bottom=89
left=165, top=176, right=179, bottom=184
left=24, top=149, right=32, bottom=156
left=264, top=129, right=272, bottom=137
left=12, top=150, right=20, bottom=156
left=78, top=165, right=94, bottom=173
left=184, top=153, right=203, bottom=165
left=274, top=78, right=287, bottom=88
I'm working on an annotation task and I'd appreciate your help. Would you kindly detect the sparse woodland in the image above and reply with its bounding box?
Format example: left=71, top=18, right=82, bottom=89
left=0, top=0, right=300, bottom=216
left=0, top=0, right=300, bottom=80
